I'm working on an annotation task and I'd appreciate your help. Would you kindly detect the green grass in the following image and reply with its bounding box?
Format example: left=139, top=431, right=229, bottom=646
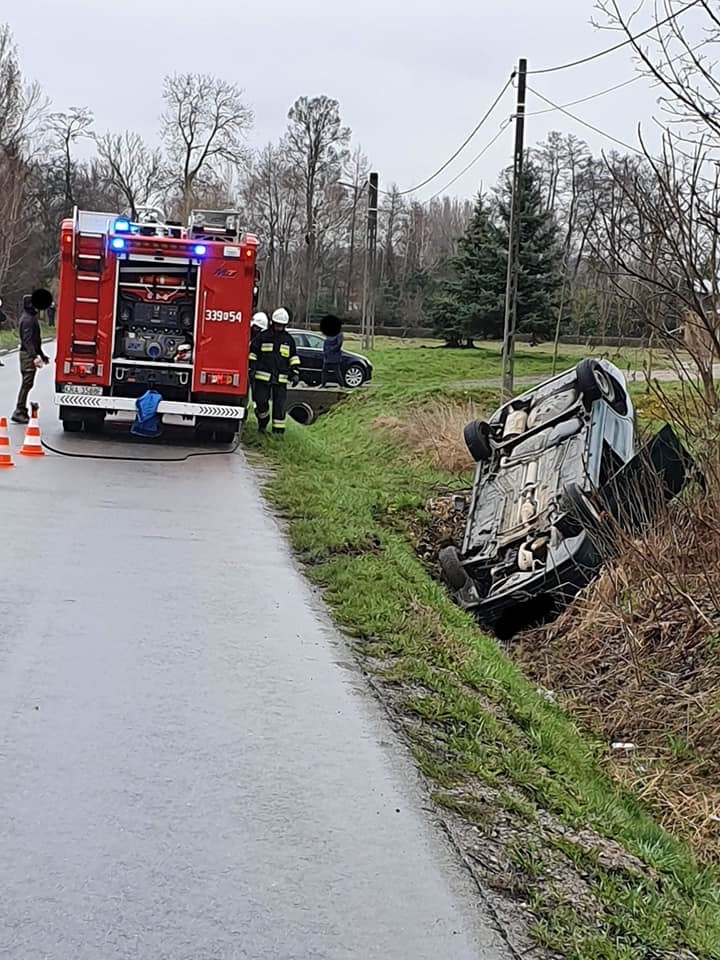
left=0, top=324, right=54, bottom=352
left=245, top=342, right=720, bottom=958
left=344, top=335, right=655, bottom=379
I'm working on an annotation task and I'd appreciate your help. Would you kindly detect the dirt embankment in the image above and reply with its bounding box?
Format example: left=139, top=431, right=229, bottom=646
left=517, top=497, right=720, bottom=863
left=417, top=487, right=720, bottom=864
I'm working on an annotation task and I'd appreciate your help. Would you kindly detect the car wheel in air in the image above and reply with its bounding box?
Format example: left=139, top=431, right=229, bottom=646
left=575, top=360, right=615, bottom=410
left=343, top=364, right=365, bottom=388
left=439, top=546, right=469, bottom=591
left=463, top=419, right=492, bottom=461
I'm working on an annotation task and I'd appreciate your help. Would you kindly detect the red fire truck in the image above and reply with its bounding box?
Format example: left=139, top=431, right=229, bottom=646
left=54, top=207, right=258, bottom=441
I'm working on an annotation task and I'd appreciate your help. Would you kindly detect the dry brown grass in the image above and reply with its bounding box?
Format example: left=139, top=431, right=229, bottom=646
left=374, top=398, right=486, bottom=474
left=517, top=469, right=720, bottom=862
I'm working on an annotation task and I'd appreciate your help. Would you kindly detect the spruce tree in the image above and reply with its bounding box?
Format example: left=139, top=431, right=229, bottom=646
left=496, top=163, right=563, bottom=342
left=427, top=195, right=505, bottom=344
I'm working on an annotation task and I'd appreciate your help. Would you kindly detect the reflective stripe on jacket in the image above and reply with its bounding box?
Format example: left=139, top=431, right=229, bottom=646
left=249, top=329, right=300, bottom=385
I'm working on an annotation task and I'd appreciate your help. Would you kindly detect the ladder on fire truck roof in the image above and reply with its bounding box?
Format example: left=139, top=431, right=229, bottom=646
left=70, top=210, right=111, bottom=357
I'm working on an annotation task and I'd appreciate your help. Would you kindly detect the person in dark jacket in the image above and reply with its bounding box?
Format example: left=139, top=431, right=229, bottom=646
left=248, top=307, right=300, bottom=434
left=11, top=290, right=51, bottom=424
left=320, top=314, right=344, bottom=387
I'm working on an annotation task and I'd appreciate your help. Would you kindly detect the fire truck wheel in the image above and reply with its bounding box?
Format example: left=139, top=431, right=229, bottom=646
left=62, top=420, right=82, bottom=433
left=84, top=415, right=105, bottom=435
left=214, top=428, right=237, bottom=444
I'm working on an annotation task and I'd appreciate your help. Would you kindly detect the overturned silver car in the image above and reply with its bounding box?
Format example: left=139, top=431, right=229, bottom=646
left=439, top=359, right=693, bottom=634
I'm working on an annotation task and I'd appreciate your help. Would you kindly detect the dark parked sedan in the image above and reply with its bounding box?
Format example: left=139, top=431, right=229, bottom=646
left=288, top=329, right=373, bottom=388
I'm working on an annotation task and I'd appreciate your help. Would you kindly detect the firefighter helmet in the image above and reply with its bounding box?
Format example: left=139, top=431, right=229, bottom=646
left=252, top=311, right=269, bottom=331
left=272, top=307, right=290, bottom=326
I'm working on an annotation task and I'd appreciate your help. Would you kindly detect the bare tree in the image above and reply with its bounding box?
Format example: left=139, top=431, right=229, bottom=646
left=0, top=24, right=48, bottom=302
left=0, top=24, right=45, bottom=151
left=597, top=0, right=720, bottom=146
left=586, top=1, right=720, bottom=403
left=343, top=146, right=369, bottom=311
left=161, top=73, right=253, bottom=221
left=95, top=131, right=168, bottom=219
left=285, top=95, right=351, bottom=324
left=589, top=137, right=720, bottom=406
left=47, top=107, right=94, bottom=212
left=240, top=144, right=302, bottom=306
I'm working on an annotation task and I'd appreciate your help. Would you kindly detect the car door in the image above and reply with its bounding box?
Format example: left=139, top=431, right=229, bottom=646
left=289, top=332, right=310, bottom=381
left=301, top=333, right=325, bottom=382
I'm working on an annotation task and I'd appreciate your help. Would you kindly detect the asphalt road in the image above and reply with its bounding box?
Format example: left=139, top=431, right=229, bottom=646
left=0, top=357, right=508, bottom=960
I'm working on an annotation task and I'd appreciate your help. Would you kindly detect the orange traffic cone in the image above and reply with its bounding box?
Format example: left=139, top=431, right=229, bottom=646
left=0, top=417, right=15, bottom=468
left=19, top=403, right=45, bottom=457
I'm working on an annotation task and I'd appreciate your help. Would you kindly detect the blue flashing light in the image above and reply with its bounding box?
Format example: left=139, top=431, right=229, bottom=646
left=111, top=237, right=126, bottom=251
left=114, top=218, right=131, bottom=233
left=193, top=244, right=207, bottom=256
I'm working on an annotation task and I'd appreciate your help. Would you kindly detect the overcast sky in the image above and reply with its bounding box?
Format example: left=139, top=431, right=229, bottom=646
left=5, top=0, right=688, bottom=201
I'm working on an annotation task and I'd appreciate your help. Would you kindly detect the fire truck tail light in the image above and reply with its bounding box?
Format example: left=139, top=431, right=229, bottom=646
left=63, top=361, right=103, bottom=378
left=245, top=248, right=254, bottom=258
left=200, top=372, right=240, bottom=387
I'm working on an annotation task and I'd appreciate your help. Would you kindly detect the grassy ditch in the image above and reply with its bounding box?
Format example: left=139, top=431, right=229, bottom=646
left=519, top=378, right=720, bottom=867
left=244, top=343, right=720, bottom=959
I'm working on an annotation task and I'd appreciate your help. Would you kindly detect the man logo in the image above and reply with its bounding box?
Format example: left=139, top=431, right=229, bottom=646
left=215, top=267, right=238, bottom=279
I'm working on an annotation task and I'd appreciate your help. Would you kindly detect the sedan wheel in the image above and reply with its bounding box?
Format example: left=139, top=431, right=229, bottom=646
left=344, top=363, right=365, bottom=388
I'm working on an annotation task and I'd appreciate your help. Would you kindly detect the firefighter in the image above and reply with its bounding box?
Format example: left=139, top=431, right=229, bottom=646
left=249, top=307, right=300, bottom=435
left=248, top=311, right=268, bottom=409
left=250, top=311, right=268, bottom=341
left=11, top=290, right=51, bottom=424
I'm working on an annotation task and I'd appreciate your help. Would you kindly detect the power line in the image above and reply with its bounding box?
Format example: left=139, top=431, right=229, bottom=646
left=396, top=74, right=514, bottom=196
left=528, top=83, right=720, bottom=194
left=526, top=84, right=642, bottom=154
left=528, top=0, right=702, bottom=75
left=426, top=119, right=513, bottom=201
left=525, top=35, right=708, bottom=116
left=524, top=75, right=641, bottom=117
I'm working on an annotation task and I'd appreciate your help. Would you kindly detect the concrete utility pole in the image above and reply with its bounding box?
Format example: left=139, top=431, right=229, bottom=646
left=361, top=172, right=379, bottom=351
left=501, top=59, right=528, bottom=403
